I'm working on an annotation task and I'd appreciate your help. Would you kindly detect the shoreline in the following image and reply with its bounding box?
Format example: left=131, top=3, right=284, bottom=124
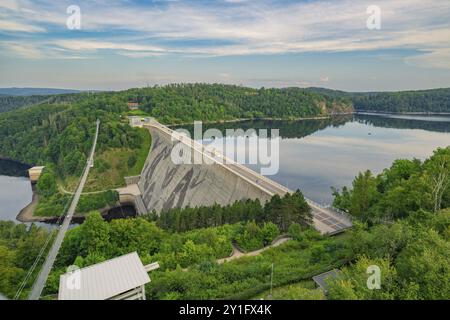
left=355, top=111, right=450, bottom=116
left=16, top=185, right=44, bottom=222
left=167, top=113, right=354, bottom=127
left=16, top=186, right=128, bottom=224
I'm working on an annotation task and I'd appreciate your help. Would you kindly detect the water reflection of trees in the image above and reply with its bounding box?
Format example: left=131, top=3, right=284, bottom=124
left=355, top=114, right=450, bottom=133
left=174, top=115, right=352, bottom=139
left=0, top=159, right=30, bottom=177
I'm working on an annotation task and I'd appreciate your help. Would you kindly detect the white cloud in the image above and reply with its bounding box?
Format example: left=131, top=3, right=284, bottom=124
left=54, top=40, right=167, bottom=53
left=0, top=18, right=45, bottom=32
left=4, top=42, right=43, bottom=58
left=0, top=0, right=19, bottom=11
left=0, top=0, right=449, bottom=69
left=405, top=48, right=450, bottom=70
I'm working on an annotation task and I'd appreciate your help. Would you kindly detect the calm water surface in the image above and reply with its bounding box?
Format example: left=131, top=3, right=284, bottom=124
left=1, top=113, right=450, bottom=222
left=0, top=160, right=32, bottom=221
left=184, top=113, right=450, bottom=204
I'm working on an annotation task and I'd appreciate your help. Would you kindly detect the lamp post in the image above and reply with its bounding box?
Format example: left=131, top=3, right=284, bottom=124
left=269, top=263, right=274, bottom=299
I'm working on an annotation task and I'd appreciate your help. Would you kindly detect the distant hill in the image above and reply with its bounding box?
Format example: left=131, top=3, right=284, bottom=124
left=0, top=87, right=82, bottom=96
left=0, top=95, right=53, bottom=113
left=0, top=88, right=101, bottom=113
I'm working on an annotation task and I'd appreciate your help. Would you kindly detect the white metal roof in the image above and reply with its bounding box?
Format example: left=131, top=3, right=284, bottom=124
left=58, top=252, right=150, bottom=300
left=28, top=166, right=45, bottom=171
left=312, top=269, right=341, bottom=292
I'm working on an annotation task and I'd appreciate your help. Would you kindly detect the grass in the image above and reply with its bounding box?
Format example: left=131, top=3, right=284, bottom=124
left=63, top=128, right=151, bottom=192
left=128, top=127, right=151, bottom=176
left=125, top=109, right=151, bottom=117
left=148, top=233, right=351, bottom=300
left=252, top=280, right=325, bottom=300
left=76, top=190, right=119, bottom=214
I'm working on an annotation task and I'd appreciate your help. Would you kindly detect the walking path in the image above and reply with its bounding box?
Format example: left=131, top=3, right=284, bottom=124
left=217, top=237, right=291, bottom=264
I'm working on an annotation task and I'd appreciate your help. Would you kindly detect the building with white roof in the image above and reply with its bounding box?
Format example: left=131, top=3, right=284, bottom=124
left=58, top=252, right=157, bottom=300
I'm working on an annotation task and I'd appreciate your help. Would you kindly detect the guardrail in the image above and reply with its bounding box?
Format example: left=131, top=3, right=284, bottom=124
left=307, top=198, right=354, bottom=222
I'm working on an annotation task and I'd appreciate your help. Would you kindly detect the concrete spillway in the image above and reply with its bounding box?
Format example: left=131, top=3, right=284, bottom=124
left=138, top=125, right=273, bottom=212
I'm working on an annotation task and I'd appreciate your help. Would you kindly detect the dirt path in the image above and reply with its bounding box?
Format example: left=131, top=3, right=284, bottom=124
left=217, top=237, right=292, bottom=264
left=58, top=184, right=112, bottom=195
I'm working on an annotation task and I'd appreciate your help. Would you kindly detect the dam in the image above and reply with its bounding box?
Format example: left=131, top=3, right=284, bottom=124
left=127, top=117, right=352, bottom=235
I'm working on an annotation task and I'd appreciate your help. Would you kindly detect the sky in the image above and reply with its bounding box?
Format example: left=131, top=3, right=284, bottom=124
left=0, top=0, right=449, bottom=91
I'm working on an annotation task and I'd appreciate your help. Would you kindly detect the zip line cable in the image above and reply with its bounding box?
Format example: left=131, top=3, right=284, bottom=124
left=13, top=191, right=74, bottom=299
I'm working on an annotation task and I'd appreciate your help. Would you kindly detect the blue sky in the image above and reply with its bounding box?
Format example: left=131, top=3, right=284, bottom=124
left=0, top=0, right=449, bottom=91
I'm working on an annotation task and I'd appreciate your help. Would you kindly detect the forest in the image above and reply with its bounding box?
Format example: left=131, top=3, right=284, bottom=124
left=307, top=87, right=450, bottom=113
left=0, top=84, right=449, bottom=300
left=0, top=83, right=352, bottom=216
left=0, top=151, right=449, bottom=300
left=0, top=191, right=313, bottom=299
left=2, top=85, right=450, bottom=120
left=0, top=93, right=148, bottom=216
left=0, top=95, right=52, bottom=113
left=351, top=89, right=450, bottom=113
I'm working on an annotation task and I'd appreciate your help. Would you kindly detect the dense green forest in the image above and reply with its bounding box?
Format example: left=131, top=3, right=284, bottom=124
left=121, top=84, right=353, bottom=123
left=0, top=92, right=148, bottom=215
left=351, top=89, right=450, bottom=113
left=327, top=147, right=450, bottom=299
left=58, top=148, right=450, bottom=300
left=0, top=95, right=52, bottom=113
left=0, top=88, right=82, bottom=96
left=0, top=222, right=55, bottom=299
left=1, top=149, right=449, bottom=299
left=2, top=84, right=449, bottom=120
left=35, top=190, right=310, bottom=298
left=155, top=190, right=311, bottom=233
left=307, top=87, right=450, bottom=113
left=0, top=92, right=90, bottom=114
left=332, top=147, right=450, bottom=222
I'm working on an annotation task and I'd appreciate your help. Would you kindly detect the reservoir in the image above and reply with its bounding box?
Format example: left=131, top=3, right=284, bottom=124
left=0, top=159, right=33, bottom=221
left=182, top=113, right=450, bottom=205
left=1, top=113, right=450, bottom=222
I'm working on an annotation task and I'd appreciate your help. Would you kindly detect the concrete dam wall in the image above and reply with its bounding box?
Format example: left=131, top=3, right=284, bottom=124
left=138, top=126, right=273, bottom=213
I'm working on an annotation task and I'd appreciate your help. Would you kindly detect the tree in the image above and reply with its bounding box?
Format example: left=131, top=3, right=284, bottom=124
left=36, top=168, right=58, bottom=197
left=424, top=148, right=450, bottom=212
left=395, top=228, right=450, bottom=299
left=350, top=170, right=378, bottom=221
left=79, top=212, right=110, bottom=255
left=261, top=222, right=280, bottom=246
left=327, top=256, right=398, bottom=300
left=235, top=221, right=264, bottom=251
left=264, top=190, right=311, bottom=231
left=179, top=240, right=213, bottom=267
left=332, top=186, right=351, bottom=211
